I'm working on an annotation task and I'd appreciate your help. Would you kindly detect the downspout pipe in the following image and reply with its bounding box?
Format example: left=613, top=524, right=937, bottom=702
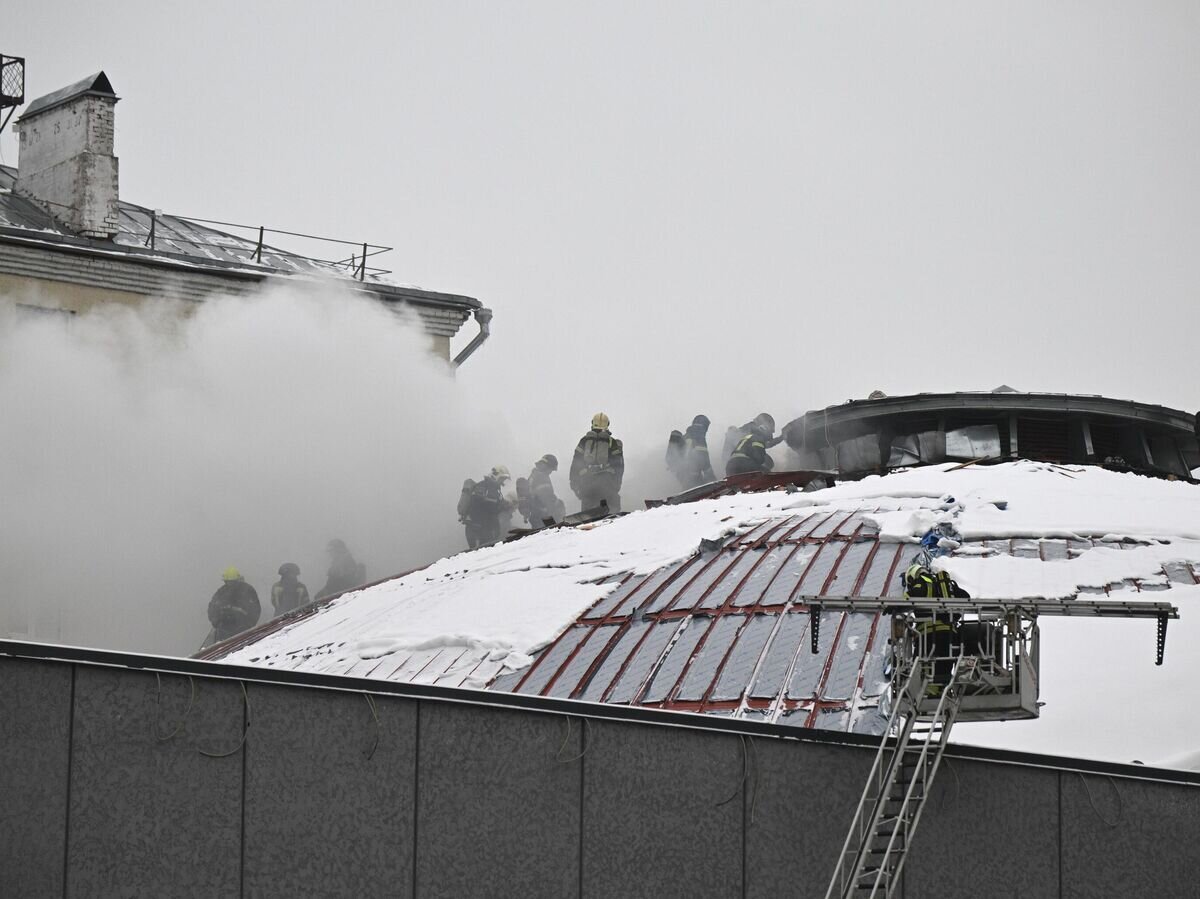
left=453, top=306, right=492, bottom=368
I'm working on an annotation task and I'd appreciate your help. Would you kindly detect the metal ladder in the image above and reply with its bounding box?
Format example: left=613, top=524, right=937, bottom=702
left=825, top=656, right=970, bottom=899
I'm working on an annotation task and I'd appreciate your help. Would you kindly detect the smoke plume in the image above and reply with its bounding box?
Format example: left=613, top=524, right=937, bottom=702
left=0, top=281, right=785, bottom=655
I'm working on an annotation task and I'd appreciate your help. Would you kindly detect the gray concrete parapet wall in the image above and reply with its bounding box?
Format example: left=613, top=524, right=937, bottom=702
left=2, top=645, right=1198, bottom=898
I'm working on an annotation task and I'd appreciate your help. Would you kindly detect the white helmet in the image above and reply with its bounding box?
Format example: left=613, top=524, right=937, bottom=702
left=491, top=465, right=511, bottom=482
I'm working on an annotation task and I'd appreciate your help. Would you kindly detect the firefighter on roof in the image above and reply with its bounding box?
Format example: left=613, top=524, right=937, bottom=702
left=518, top=454, right=566, bottom=530
left=205, top=566, right=261, bottom=646
left=570, top=413, right=624, bottom=513
left=724, top=412, right=779, bottom=476
left=315, top=538, right=367, bottom=600
left=459, top=466, right=513, bottom=548
left=665, top=429, right=687, bottom=487
left=680, top=414, right=716, bottom=488
left=271, top=562, right=311, bottom=616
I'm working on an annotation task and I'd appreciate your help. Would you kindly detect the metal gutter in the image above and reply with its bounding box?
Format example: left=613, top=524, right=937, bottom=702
left=452, top=306, right=493, bottom=367
left=0, top=228, right=483, bottom=319
left=0, top=227, right=273, bottom=281
left=4, top=638, right=1195, bottom=788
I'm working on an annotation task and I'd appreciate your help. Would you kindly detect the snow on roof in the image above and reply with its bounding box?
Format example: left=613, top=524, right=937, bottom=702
left=212, top=462, right=1200, bottom=742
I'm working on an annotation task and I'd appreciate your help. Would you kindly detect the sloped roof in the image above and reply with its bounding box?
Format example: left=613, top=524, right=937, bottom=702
left=0, top=163, right=362, bottom=279
left=0, top=165, right=480, bottom=310
left=19, top=72, right=117, bottom=119
left=207, top=461, right=1200, bottom=738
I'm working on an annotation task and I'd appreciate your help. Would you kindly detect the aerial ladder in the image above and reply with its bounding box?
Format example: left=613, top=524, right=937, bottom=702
left=803, top=594, right=1178, bottom=899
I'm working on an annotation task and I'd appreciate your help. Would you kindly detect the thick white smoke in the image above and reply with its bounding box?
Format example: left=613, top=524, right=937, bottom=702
left=0, top=284, right=519, bottom=654
left=0, top=281, right=788, bottom=655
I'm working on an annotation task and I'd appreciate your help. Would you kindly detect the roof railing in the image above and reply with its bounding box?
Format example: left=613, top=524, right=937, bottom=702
left=134, top=208, right=393, bottom=280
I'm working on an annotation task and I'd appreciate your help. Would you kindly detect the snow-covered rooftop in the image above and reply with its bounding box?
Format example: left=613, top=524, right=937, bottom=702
left=210, top=461, right=1200, bottom=759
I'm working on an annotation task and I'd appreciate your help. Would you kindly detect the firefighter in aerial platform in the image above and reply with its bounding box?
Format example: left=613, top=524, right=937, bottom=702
left=901, top=559, right=970, bottom=694
left=570, top=413, right=624, bottom=513
left=724, top=413, right=780, bottom=477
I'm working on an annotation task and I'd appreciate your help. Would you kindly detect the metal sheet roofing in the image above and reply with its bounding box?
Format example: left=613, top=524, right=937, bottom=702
left=493, top=525, right=1200, bottom=736
left=208, top=460, right=1200, bottom=741
left=493, top=513, right=905, bottom=733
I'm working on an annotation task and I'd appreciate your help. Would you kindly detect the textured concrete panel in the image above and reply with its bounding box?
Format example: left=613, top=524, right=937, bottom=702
left=1062, top=772, right=1200, bottom=899
left=0, top=658, right=72, bottom=897
left=906, top=758, right=1058, bottom=898
left=745, top=737, right=876, bottom=899
left=416, top=703, right=580, bottom=899
left=583, top=721, right=743, bottom=898
left=66, top=667, right=244, bottom=898
left=243, top=685, right=416, bottom=898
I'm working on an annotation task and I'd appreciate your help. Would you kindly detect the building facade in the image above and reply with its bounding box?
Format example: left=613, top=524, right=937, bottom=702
left=3, top=641, right=1198, bottom=898
left=0, top=72, right=489, bottom=363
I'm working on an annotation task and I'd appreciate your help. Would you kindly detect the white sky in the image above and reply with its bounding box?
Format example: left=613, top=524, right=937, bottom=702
left=4, top=1, right=1198, bottom=437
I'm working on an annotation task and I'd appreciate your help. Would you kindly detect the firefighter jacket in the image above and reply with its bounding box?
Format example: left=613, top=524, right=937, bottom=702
left=271, top=579, right=311, bottom=616
left=902, top=562, right=969, bottom=632
left=726, top=425, right=775, bottom=475
left=208, top=579, right=261, bottom=637
left=464, top=475, right=505, bottom=521
left=570, top=429, right=624, bottom=494
left=682, top=423, right=715, bottom=484
left=527, top=463, right=565, bottom=525
left=665, top=430, right=686, bottom=479
left=317, top=551, right=367, bottom=600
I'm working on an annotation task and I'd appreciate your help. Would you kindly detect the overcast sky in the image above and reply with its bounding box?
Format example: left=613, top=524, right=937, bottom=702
left=5, top=1, right=1198, bottom=435
left=4, top=3, right=1199, bottom=763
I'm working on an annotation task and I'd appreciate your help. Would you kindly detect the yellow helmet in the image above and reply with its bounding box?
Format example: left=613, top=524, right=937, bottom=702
left=591, top=412, right=610, bottom=429
left=221, top=566, right=241, bottom=581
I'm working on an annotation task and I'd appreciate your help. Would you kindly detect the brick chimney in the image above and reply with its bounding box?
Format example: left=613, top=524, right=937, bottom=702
left=14, top=72, right=120, bottom=239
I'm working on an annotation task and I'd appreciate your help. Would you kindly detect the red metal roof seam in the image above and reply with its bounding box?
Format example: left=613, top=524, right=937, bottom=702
left=537, top=625, right=604, bottom=698
left=694, top=614, right=761, bottom=713
left=817, top=525, right=865, bottom=595
left=850, top=541, right=884, bottom=595
left=657, top=545, right=744, bottom=616
left=731, top=610, right=789, bottom=720
left=764, top=610, right=814, bottom=723
left=580, top=572, right=634, bottom=620
left=634, top=614, right=715, bottom=706
left=606, top=617, right=688, bottom=704
left=571, top=620, right=644, bottom=701
left=596, top=617, right=671, bottom=704
left=627, top=555, right=708, bottom=619
left=804, top=612, right=854, bottom=728
left=651, top=615, right=712, bottom=705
